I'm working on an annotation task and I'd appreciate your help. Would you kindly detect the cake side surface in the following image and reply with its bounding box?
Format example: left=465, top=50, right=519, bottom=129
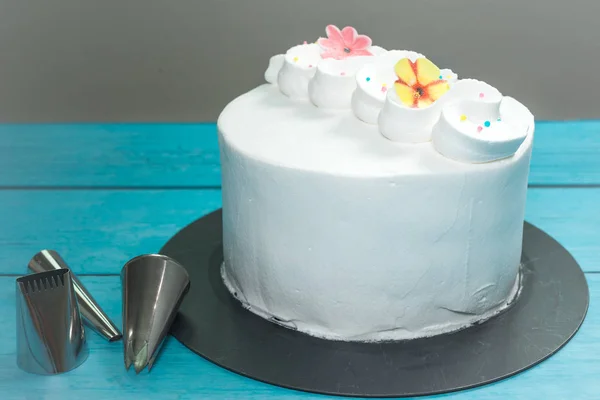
left=217, top=25, right=534, bottom=341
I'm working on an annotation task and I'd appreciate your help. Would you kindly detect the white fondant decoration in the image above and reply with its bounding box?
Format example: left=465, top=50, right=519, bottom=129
left=277, top=44, right=320, bottom=98
left=352, top=50, right=426, bottom=124
left=378, top=89, right=447, bottom=143
left=217, top=83, right=533, bottom=341
left=432, top=96, right=533, bottom=163
left=265, top=54, right=285, bottom=84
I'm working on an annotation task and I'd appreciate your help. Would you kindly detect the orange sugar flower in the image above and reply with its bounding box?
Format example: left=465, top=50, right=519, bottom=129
left=394, top=58, right=451, bottom=108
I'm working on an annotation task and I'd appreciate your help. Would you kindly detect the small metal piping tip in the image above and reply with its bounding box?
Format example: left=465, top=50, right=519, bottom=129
left=16, top=269, right=88, bottom=375
left=28, top=250, right=122, bottom=342
left=121, top=254, right=190, bottom=374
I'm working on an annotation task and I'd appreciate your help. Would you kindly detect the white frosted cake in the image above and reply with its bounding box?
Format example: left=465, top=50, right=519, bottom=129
left=217, top=25, right=534, bottom=341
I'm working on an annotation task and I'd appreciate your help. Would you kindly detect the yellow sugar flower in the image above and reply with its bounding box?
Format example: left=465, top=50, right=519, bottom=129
left=394, top=57, right=451, bottom=108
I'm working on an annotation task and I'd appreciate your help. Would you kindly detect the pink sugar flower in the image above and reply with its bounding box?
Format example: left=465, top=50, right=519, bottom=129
left=317, top=25, right=373, bottom=60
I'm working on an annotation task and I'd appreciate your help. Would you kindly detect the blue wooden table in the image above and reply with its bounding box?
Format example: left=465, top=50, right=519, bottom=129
left=0, top=122, right=598, bottom=399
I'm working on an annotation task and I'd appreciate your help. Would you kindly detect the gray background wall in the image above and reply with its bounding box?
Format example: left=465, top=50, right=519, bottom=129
left=0, top=0, right=598, bottom=122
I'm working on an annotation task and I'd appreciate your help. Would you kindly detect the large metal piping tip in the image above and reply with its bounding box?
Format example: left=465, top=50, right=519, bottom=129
left=28, top=250, right=123, bottom=342
left=16, top=269, right=89, bottom=375
left=121, top=254, right=190, bottom=373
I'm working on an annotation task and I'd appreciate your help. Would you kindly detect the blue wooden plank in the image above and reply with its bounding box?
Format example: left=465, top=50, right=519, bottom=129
left=0, top=123, right=221, bottom=188
left=1, top=121, right=599, bottom=187
left=0, top=274, right=597, bottom=399
left=0, top=189, right=222, bottom=275
left=526, top=188, right=600, bottom=272
left=531, top=121, right=600, bottom=185
left=0, top=188, right=597, bottom=275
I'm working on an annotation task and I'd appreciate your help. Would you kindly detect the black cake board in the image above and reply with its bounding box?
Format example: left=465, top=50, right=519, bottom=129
left=161, top=209, right=589, bottom=398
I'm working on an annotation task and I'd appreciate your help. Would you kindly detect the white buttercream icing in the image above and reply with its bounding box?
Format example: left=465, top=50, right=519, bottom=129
left=378, top=89, right=447, bottom=143
left=444, top=78, right=502, bottom=104
left=352, top=50, right=426, bottom=124
left=265, top=45, right=531, bottom=159
left=271, top=26, right=385, bottom=103
left=217, top=84, right=533, bottom=341
left=432, top=96, right=532, bottom=163
left=308, top=48, right=386, bottom=109
left=350, top=51, right=458, bottom=125
left=264, top=54, right=285, bottom=84
left=266, top=46, right=532, bottom=160
left=358, top=54, right=457, bottom=142
left=277, top=44, right=320, bottom=99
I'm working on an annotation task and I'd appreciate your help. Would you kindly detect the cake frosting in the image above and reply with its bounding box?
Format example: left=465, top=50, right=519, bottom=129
left=217, top=25, right=534, bottom=341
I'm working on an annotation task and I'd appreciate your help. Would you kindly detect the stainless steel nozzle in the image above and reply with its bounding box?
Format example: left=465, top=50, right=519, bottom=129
left=28, top=249, right=122, bottom=342
left=16, top=269, right=89, bottom=375
left=121, top=254, right=190, bottom=373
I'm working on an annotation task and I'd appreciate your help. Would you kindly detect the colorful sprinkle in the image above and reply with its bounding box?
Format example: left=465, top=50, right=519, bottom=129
left=484, top=121, right=491, bottom=127
left=460, top=114, right=467, bottom=121
left=497, top=117, right=502, bottom=121
left=366, top=77, right=371, bottom=82
left=439, top=75, right=443, bottom=79
left=477, top=126, right=483, bottom=133
left=308, top=64, right=313, bottom=68
left=479, top=92, right=485, bottom=98
left=382, top=83, right=387, bottom=87
left=293, top=56, right=299, bottom=62
left=303, top=40, right=308, bottom=45
left=340, top=72, right=346, bottom=76
left=446, top=75, right=452, bottom=79
left=381, top=86, right=388, bottom=93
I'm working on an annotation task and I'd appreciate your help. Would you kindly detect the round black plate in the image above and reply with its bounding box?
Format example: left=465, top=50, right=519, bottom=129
left=161, top=209, right=589, bottom=398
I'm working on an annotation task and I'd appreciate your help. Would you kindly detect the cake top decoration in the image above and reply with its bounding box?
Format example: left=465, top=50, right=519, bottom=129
left=317, top=25, right=374, bottom=60
left=261, top=24, right=532, bottom=164
left=271, top=24, right=384, bottom=101
left=394, top=57, right=451, bottom=108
